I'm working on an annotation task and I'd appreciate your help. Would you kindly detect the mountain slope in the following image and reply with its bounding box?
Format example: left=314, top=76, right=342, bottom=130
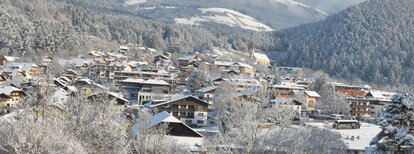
left=277, top=0, right=414, bottom=85
left=124, top=0, right=328, bottom=30
left=295, top=0, right=366, bottom=14
left=0, top=0, right=278, bottom=57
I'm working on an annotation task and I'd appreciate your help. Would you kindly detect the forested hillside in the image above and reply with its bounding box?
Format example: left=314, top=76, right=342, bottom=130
left=0, top=0, right=277, bottom=58
left=123, top=0, right=328, bottom=30
left=278, top=0, right=414, bottom=85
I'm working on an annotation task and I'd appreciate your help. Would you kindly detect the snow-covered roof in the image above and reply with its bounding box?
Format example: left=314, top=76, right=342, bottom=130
left=58, top=58, right=92, bottom=67
left=269, top=84, right=305, bottom=90
left=4, top=63, right=37, bottom=72
left=77, top=78, right=93, bottom=84
left=304, top=91, right=320, bottom=98
left=366, top=90, right=397, bottom=100
left=120, top=46, right=130, bottom=50
left=146, top=95, right=209, bottom=108
left=121, top=78, right=170, bottom=86
left=107, top=92, right=129, bottom=103
left=195, top=86, right=218, bottom=93
left=4, top=56, right=19, bottom=62
left=214, top=61, right=253, bottom=68
left=121, top=78, right=146, bottom=83
left=143, top=79, right=170, bottom=86
left=0, top=86, right=23, bottom=95
left=253, top=52, right=269, bottom=60
left=128, top=61, right=148, bottom=66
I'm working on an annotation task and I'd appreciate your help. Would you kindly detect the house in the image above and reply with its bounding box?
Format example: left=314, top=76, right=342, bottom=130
left=268, top=98, right=302, bottom=114
left=195, top=86, right=217, bottom=105
left=4, top=63, right=39, bottom=79
left=212, top=61, right=255, bottom=77
left=131, top=111, right=204, bottom=152
left=0, top=55, right=19, bottom=65
left=73, top=79, right=106, bottom=95
left=303, top=91, right=320, bottom=111
left=87, top=92, right=130, bottom=106
left=230, top=78, right=261, bottom=92
left=278, top=67, right=303, bottom=77
left=145, top=95, right=209, bottom=127
left=331, top=82, right=371, bottom=97
left=365, top=90, right=396, bottom=117
left=63, top=69, right=80, bottom=82
left=0, top=86, right=25, bottom=107
left=250, top=49, right=270, bottom=66
left=347, top=97, right=371, bottom=118
left=268, top=84, right=305, bottom=99
left=113, top=71, right=175, bottom=85
left=42, top=56, right=53, bottom=64
left=120, top=78, right=172, bottom=104
left=58, top=58, right=92, bottom=70
left=119, top=46, right=130, bottom=54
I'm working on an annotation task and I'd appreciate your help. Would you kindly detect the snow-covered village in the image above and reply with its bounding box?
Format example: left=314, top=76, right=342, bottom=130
left=2, top=0, right=414, bottom=153
left=1, top=43, right=413, bottom=153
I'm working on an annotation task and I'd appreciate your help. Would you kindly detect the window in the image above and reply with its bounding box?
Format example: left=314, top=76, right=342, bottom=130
left=181, top=105, right=187, bottom=109
left=188, top=105, right=194, bottom=109
left=185, top=120, right=192, bottom=123
left=172, top=104, right=178, bottom=108
left=179, top=112, right=187, bottom=116
left=197, top=120, right=204, bottom=124
left=197, top=113, right=204, bottom=116
left=188, top=112, right=194, bottom=117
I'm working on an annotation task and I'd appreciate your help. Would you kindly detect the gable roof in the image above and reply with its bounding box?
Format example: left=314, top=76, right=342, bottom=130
left=366, top=90, right=396, bottom=100
left=131, top=111, right=204, bottom=138
left=214, top=61, right=253, bottom=68
left=253, top=52, right=269, bottom=60
left=304, top=91, right=320, bottom=98
left=195, top=86, right=218, bottom=93
left=146, top=95, right=209, bottom=108
left=0, top=86, right=23, bottom=95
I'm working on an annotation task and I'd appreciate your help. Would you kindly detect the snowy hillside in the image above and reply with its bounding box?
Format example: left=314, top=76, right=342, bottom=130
left=125, top=0, right=147, bottom=5
left=274, top=0, right=328, bottom=15
left=175, top=8, right=274, bottom=32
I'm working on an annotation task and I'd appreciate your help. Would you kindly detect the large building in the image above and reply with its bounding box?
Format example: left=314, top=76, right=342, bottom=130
left=145, top=95, right=209, bottom=127
left=119, top=78, right=172, bottom=104
left=0, top=86, right=25, bottom=107
left=211, top=61, right=255, bottom=77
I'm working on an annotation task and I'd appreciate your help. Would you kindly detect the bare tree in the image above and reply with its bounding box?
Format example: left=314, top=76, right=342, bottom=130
left=316, top=83, right=350, bottom=115
left=207, top=84, right=347, bottom=153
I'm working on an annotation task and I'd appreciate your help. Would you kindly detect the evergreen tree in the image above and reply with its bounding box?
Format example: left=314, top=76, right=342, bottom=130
left=369, top=94, right=414, bottom=153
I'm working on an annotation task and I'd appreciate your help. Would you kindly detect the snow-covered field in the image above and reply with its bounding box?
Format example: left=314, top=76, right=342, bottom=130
left=125, top=0, right=147, bottom=5
left=175, top=8, right=274, bottom=32
left=307, top=122, right=381, bottom=151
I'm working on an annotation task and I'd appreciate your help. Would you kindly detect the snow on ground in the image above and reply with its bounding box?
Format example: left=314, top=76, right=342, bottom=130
left=125, top=0, right=147, bottom=5
left=274, top=0, right=329, bottom=15
left=175, top=8, right=274, bottom=32
left=307, top=122, right=381, bottom=151
left=175, top=17, right=208, bottom=26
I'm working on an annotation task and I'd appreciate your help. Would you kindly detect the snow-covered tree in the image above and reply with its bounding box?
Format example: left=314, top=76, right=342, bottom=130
left=369, top=94, right=414, bottom=153
left=316, top=83, right=350, bottom=115
left=207, top=85, right=347, bottom=153
left=186, top=70, right=208, bottom=93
